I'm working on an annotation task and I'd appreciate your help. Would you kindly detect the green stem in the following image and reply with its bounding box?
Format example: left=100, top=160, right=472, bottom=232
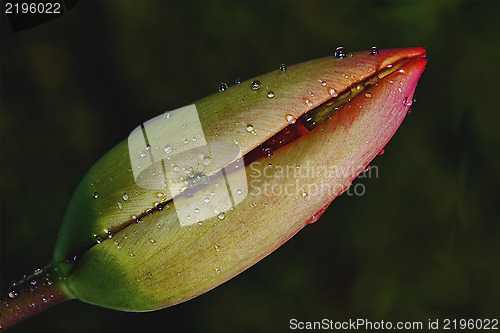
left=0, top=264, right=71, bottom=331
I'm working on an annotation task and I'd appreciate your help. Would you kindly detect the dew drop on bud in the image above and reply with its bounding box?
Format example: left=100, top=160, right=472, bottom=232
left=251, top=80, right=262, bottom=91
left=304, top=99, right=313, bottom=107
left=286, top=114, right=296, bottom=124
left=202, top=155, right=212, bottom=165
left=139, top=151, right=147, bottom=158
left=234, top=77, right=241, bottom=84
left=93, top=192, right=99, bottom=199
left=378, top=148, right=385, bottom=155
left=267, top=91, right=275, bottom=98
left=280, top=64, right=286, bottom=71
left=218, top=83, right=228, bottom=92
left=122, top=193, right=129, bottom=201
left=246, top=124, right=254, bottom=132
left=334, top=46, right=346, bottom=59
left=264, top=147, right=274, bottom=157
left=218, top=212, right=226, bottom=220
left=8, top=291, right=17, bottom=299
left=164, top=145, right=173, bottom=154
left=403, top=97, right=413, bottom=107
left=370, top=46, right=379, bottom=55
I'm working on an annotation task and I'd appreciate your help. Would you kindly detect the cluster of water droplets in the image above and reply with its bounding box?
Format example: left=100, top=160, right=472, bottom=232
left=2, top=266, right=58, bottom=312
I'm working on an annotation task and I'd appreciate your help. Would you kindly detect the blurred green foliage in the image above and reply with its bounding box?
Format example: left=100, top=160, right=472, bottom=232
left=1, top=1, right=499, bottom=332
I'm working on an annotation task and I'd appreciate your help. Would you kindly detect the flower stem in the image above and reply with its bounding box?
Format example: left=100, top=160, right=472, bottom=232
left=0, top=264, right=71, bottom=331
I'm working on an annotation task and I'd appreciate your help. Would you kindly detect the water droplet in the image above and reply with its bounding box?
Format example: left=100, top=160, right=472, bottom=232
left=122, top=193, right=129, bottom=201
left=283, top=127, right=291, bottom=135
left=30, top=280, right=36, bottom=286
left=370, top=46, right=379, bottom=55
left=329, top=88, right=338, bottom=97
left=150, top=239, right=157, bottom=245
left=117, top=202, right=123, bottom=209
left=147, top=272, right=153, bottom=279
left=164, top=112, right=171, bottom=119
left=302, top=191, right=309, bottom=198
left=145, top=145, right=151, bottom=151
left=173, top=165, right=180, bottom=172
left=246, top=124, right=254, bottom=132
left=204, top=198, right=210, bottom=203
left=130, top=252, right=135, bottom=258
left=365, top=93, right=372, bottom=98
left=218, top=212, right=226, bottom=220
left=264, top=147, right=274, bottom=157
left=308, top=91, right=314, bottom=97
left=403, top=97, right=413, bottom=107
left=320, top=80, right=327, bottom=87
left=194, top=208, right=200, bottom=213
left=47, top=280, right=54, bottom=286
left=139, top=151, right=147, bottom=158
left=280, top=64, right=286, bottom=71
left=334, top=46, right=346, bottom=59
left=202, top=155, right=212, bottom=166
left=183, top=139, right=189, bottom=144
left=236, top=189, right=242, bottom=195
left=34, top=268, right=42, bottom=275
left=218, top=83, right=228, bottom=92
left=398, top=87, right=403, bottom=93
left=267, top=91, right=275, bottom=98
left=42, top=297, right=48, bottom=303
left=378, top=148, right=385, bottom=155
left=215, top=267, right=221, bottom=274
left=286, top=114, right=296, bottom=124
left=164, top=145, right=173, bottom=154
left=304, top=99, right=313, bottom=107
left=8, top=291, right=17, bottom=299
left=251, top=80, right=262, bottom=91
left=235, top=77, right=241, bottom=84
left=93, top=192, right=99, bottom=199
left=215, top=245, right=221, bottom=251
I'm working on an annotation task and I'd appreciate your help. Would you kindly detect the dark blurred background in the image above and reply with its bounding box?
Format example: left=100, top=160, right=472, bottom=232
left=1, top=1, right=499, bottom=332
